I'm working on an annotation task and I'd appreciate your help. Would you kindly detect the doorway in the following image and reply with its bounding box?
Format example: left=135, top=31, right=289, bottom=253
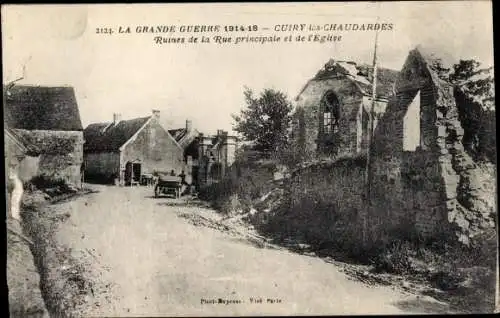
left=192, top=166, right=199, bottom=189
left=125, top=161, right=142, bottom=185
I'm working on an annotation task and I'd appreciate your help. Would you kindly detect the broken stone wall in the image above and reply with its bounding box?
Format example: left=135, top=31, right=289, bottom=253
left=370, top=51, right=496, bottom=244
left=286, top=49, right=495, bottom=246
left=14, top=129, right=84, bottom=188
left=369, top=92, right=408, bottom=234
left=293, top=78, right=363, bottom=158
left=433, top=79, right=497, bottom=245
left=283, top=156, right=365, bottom=243
left=369, top=62, right=452, bottom=240
left=402, top=149, right=448, bottom=237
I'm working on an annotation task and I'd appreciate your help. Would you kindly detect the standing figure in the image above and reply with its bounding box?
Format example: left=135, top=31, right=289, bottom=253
left=179, top=170, right=187, bottom=195
left=80, top=162, right=85, bottom=189
left=179, top=170, right=186, bottom=184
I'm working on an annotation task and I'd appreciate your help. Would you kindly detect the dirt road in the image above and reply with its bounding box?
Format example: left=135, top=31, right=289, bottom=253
left=53, top=185, right=447, bottom=316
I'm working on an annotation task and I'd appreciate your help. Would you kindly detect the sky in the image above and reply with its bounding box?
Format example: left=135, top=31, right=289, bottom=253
left=2, top=2, right=494, bottom=135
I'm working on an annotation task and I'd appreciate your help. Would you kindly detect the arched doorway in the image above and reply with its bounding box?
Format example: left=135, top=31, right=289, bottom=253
left=318, top=90, right=341, bottom=155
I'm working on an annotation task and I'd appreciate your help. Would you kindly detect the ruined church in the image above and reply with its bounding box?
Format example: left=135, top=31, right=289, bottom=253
left=292, top=59, right=399, bottom=158
left=289, top=46, right=496, bottom=243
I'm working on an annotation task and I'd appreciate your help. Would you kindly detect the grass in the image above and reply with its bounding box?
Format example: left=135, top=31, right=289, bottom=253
left=7, top=217, right=49, bottom=317
left=196, top=152, right=498, bottom=314
left=239, top=187, right=498, bottom=314
left=20, top=184, right=96, bottom=317
left=198, top=160, right=276, bottom=216
left=375, top=232, right=497, bottom=313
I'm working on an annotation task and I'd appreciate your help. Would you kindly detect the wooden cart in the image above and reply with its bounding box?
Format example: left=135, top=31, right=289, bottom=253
left=154, top=174, right=182, bottom=199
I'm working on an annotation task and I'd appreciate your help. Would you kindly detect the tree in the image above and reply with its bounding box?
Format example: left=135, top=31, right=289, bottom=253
left=429, top=58, right=495, bottom=162
left=449, top=59, right=496, bottom=162
left=429, top=58, right=451, bottom=81
left=449, top=59, right=481, bottom=83
left=232, top=87, right=293, bottom=155
left=450, top=60, right=494, bottom=110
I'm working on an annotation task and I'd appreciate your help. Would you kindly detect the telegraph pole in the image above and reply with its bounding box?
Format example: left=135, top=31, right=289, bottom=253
left=362, top=17, right=380, bottom=246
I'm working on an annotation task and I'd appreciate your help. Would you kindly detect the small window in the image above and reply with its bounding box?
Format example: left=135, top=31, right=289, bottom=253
left=324, top=112, right=333, bottom=134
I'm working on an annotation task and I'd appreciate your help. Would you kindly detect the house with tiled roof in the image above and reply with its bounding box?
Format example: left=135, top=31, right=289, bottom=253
left=167, top=120, right=238, bottom=189
left=292, top=59, right=399, bottom=158
left=3, top=85, right=84, bottom=187
left=83, top=110, right=185, bottom=185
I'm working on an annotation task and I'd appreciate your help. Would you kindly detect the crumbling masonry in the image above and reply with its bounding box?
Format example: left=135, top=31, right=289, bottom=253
left=288, top=47, right=496, bottom=245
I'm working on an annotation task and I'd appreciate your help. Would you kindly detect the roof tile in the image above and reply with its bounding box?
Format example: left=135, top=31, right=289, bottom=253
left=4, top=85, right=83, bottom=131
left=83, top=117, right=151, bottom=152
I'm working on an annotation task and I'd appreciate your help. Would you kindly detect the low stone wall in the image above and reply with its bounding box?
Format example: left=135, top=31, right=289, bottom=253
left=368, top=67, right=496, bottom=244
left=282, top=156, right=366, bottom=243
left=199, top=159, right=278, bottom=214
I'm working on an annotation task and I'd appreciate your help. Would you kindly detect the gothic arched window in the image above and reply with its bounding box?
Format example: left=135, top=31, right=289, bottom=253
left=322, top=91, right=340, bottom=135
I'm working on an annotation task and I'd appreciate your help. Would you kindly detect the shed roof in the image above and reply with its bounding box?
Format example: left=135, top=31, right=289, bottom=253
left=4, top=85, right=83, bottom=131
left=83, top=116, right=151, bottom=152
left=168, top=127, right=200, bottom=148
left=168, top=128, right=187, bottom=142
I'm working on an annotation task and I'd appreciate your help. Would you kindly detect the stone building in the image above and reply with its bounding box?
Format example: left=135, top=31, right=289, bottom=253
left=168, top=121, right=239, bottom=190
left=369, top=46, right=495, bottom=242
left=4, top=85, right=84, bottom=188
left=292, top=59, right=399, bottom=158
left=197, top=130, right=238, bottom=188
left=168, top=120, right=200, bottom=186
left=83, top=110, right=184, bottom=185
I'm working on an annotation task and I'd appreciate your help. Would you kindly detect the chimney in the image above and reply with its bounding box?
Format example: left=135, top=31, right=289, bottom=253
left=186, top=119, right=192, bottom=132
left=113, top=113, right=122, bottom=125
left=152, top=109, right=160, bottom=119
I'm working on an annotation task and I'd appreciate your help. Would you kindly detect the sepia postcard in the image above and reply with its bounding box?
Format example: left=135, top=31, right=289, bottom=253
left=3, top=2, right=498, bottom=316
